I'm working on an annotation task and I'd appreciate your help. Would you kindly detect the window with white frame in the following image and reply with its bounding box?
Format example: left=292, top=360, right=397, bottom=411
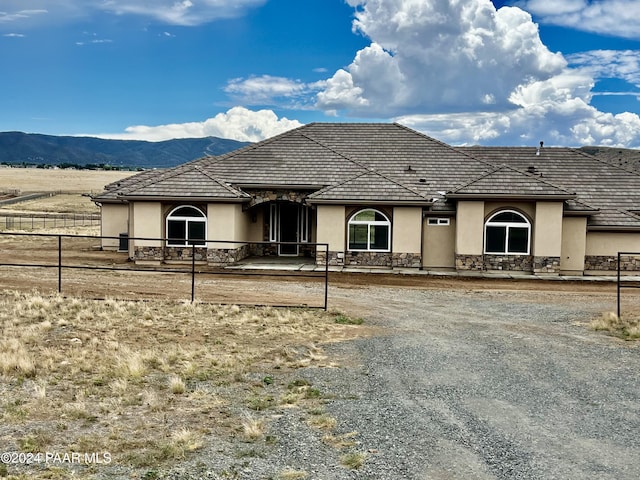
left=166, top=206, right=206, bottom=246
left=484, top=210, right=530, bottom=254
left=427, top=217, right=450, bottom=226
left=348, top=209, right=391, bottom=251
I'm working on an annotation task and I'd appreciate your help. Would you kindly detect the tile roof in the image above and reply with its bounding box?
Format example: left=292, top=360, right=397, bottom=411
left=449, top=164, right=575, bottom=198
left=94, top=123, right=640, bottom=229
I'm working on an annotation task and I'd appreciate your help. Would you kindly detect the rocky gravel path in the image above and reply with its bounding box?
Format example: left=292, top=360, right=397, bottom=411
left=156, top=282, right=639, bottom=480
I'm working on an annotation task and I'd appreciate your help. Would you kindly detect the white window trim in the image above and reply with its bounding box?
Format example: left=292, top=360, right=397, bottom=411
left=166, top=205, right=207, bottom=247
left=484, top=209, right=531, bottom=255
left=347, top=208, right=391, bottom=252
left=427, top=217, right=450, bottom=226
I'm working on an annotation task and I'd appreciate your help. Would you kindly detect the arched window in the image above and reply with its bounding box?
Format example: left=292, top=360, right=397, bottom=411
left=166, top=206, right=206, bottom=247
left=348, top=209, right=391, bottom=252
left=484, top=210, right=530, bottom=254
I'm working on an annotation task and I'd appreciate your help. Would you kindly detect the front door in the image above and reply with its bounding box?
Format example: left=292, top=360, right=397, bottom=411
left=279, top=203, right=299, bottom=255
left=269, top=203, right=309, bottom=256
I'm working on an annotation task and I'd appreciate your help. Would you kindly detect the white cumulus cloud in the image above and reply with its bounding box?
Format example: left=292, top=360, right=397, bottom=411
left=91, top=107, right=303, bottom=143
left=312, top=0, right=640, bottom=147
left=516, top=0, right=640, bottom=40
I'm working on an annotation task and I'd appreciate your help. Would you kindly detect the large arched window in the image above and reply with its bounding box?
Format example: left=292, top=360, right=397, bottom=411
left=484, top=210, right=530, bottom=254
left=166, top=206, right=206, bottom=247
left=348, top=209, right=391, bottom=252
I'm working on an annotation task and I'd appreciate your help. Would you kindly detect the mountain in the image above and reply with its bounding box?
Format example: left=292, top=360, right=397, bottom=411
left=0, top=132, right=250, bottom=169
left=579, top=146, right=640, bottom=173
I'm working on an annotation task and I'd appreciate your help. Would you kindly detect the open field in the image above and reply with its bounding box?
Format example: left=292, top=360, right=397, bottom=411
left=1, top=194, right=99, bottom=215
left=0, top=168, right=136, bottom=194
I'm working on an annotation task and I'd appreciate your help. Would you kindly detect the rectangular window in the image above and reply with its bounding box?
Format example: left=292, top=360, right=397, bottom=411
left=348, top=224, right=368, bottom=250
left=269, top=204, right=278, bottom=242
left=167, top=220, right=186, bottom=246
left=427, top=218, right=450, bottom=226
left=508, top=227, right=529, bottom=253
left=485, top=225, right=506, bottom=253
left=188, top=221, right=206, bottom=246
left=370, top=225, right=389, bottom=250
left=299, top=205, right=309, bottom=243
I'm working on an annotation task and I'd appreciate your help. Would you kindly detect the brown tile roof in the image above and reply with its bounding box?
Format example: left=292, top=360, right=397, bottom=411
left=94, top=123, right=640, bottom=229
left=449, top=164, right=575, bottom=199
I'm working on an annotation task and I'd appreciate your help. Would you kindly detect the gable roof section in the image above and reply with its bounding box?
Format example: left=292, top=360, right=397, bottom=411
left=460, top=146, right=640, bottom=229
left=116, top=164, right=249, bottom=201
left=448, top=165, right=575, bottom=200
left=307, top=170, right=432, bottom=205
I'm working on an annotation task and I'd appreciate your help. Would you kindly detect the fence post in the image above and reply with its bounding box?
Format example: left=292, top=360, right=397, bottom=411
left=191, top=244, right=196, bottom=303
left=617, top=252, right=621, bottom=319
left=58, top=235, right=62, bottom=294
left=324, top=244, right=329, bottom=311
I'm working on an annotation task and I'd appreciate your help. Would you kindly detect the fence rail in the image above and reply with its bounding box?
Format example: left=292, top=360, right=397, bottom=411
left=0, top=213, right=101, bottom=231
left=617, top=251, right=640, bottom=318
left=0, top=232, right=329, bottom=309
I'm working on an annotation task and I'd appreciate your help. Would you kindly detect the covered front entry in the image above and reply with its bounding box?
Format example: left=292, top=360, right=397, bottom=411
left=269, top=202, right=309, bottom=256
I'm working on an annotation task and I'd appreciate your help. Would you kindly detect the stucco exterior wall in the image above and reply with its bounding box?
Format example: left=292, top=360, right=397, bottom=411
left=100, top=203, right=129, bottom=250
left=533, top=202, right=563, bottom=257
left=423, top=217, right=455, bottom=269
left=560, top=217, right=587, bottom=274
left=207, top=203, right=249, bottom=248
left=392, top=207, right=422, bottom=254
left=131, top=202, right=162, bottom=247
left=586, top=232, right=640, bottom=256
left=456, top=201, right=484, bottom=255
left=316, top=205, right=346, bottom=252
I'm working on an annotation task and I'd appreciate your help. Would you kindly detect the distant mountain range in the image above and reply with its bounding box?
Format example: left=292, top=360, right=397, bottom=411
left=0, top=132, right=250, bottom=169
left=1, top=131, right=639, bottom=172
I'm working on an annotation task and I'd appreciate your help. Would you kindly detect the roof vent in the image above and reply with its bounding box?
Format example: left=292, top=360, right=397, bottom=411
left=419, top=178, right=427, bottom=183
left=536, top=140, right=544, bottom=156
left=527, top=165, right=537, bottom=174
left=405, top=165, right=416, bottom=173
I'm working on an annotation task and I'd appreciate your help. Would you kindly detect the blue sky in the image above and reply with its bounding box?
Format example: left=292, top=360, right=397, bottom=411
left=1, top=0, right=640, bottom=147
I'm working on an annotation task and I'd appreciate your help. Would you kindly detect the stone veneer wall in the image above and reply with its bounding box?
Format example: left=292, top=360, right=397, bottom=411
left=133, top=246, right=164, bottom=262
left=207, top=245, right=251, bottom=266
left=455, top=255, right=484, bottom=271
left=315, top=251, right=420, bottom=268
left=455, top=254, right=537, bottom=272
left=533, top=256, right=561, bottom=274
left=165, top=246, right=207, bottom=262
left=585, top=255, right=640, bottom=271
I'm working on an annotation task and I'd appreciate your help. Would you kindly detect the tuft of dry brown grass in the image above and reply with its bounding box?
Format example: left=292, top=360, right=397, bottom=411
left=590, top=312, right=640, bottom=340
left=0, top=289, right=365, bottom=478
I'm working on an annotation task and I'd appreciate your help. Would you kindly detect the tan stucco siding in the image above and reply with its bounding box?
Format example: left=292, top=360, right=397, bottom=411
left=100, top=203, right=129, bottom=250
left=316, top=205, right=346, bottom=251
left=533, top=202, right=563, bottom=257
left=586, top=232, right=640, bottom=256
left=208, top=203, right=249, bottom=248
left=392, top=207, right=422, bottom=253
left=247, top=207, right=263, bottom=242
left=131, top=202, right=162, bottom=247
left=484, top=201, right=535, bottom=220
left=456, top=201, right=484, bottom=255
left=423, top=218, right=456, bottom=268
left=560, top=217, right=587, bottom=273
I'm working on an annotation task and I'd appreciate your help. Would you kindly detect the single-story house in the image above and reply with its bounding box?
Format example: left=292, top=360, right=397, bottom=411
left=92, top=123, right=640, bottom=275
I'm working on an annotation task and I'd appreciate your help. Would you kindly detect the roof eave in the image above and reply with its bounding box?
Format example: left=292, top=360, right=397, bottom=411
left=446, top=193, right=575, bottom=201
left=236, top=184, right=326, bottom=190
left=587, top=225, right=640, bottom=232
left=306, top=199, right=433, bottom=206
left=119, top=195, right=249, bottom=203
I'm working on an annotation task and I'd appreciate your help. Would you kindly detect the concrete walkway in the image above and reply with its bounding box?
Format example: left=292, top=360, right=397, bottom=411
left=227, top=256, right=640, bottom=282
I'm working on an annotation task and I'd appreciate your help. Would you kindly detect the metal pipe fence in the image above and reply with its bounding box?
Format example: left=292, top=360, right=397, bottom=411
left=0, top=232, right=329, bottom=309
left=0, top=213, right=101, bottom=231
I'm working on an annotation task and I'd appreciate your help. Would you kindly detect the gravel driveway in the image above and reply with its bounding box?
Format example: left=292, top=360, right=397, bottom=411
left=160, top=281, right=639, bottom=480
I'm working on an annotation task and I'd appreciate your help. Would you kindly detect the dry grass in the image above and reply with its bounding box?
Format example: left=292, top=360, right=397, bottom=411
left=340, top=452, right=366, bottom=470
left=0, top=168, right=135, bottom=193
left=0, top=290, right=364, bottom=478
left=590, top=312, right=640, bottom=340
